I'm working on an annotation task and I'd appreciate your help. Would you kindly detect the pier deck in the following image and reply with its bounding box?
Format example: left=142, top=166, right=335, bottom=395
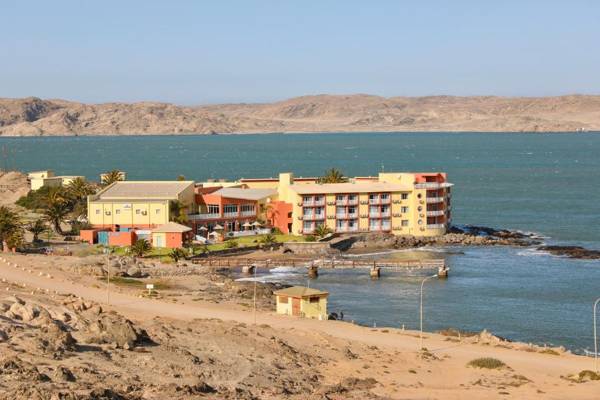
left=191, top=257, right=445, bottom=270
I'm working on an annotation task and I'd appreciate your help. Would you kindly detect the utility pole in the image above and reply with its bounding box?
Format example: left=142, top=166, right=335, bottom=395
left=253, top=265, right=257, bottom=325
left=594, top=297, right=600, bottom=372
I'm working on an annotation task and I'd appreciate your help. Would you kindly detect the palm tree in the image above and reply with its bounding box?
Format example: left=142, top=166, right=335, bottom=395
left=313, top=224, right=332, bottom=239
left=44, top=198, right=70, bottom=235
left=101, top=170, right=125, bottom=186
left=169, top=200, right=188, bottom=224
left=27, top=219, right=47, bottom=242
left=130, top=239, right=152, bottom=257
left=66, top=177, right=95, bottom=200
left=318, top=168, right=348, bottom=184
left=0, top=206, right=22, bottom=251
left=169, top=248, right=186, bottom=262
left=66, top=177, right=95, bottom=218
left=176, top=175, right=186, bottom=181
left=260, top=233, right=277, bottom=246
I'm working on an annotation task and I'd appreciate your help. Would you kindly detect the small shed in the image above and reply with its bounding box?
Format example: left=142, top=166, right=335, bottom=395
left=274, top=286, right=328, bottom=320
left=151, top=222, right=193, bottom=248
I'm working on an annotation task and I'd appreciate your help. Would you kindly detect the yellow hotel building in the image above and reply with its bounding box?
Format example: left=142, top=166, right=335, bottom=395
left=87, top=181, right=195, bottom=229
left=196, top=171, right=452, bottom=237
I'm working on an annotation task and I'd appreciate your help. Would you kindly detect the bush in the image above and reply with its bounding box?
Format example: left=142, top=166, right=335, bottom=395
left=467, top=357, right=506, bottom=369
left=16, top=186, right=54, bottom=210
left=225, top=240, right=239, bottom=249
left=304, top=235, right=316, bottom=242
left=271, top=227, right=283, bottom=235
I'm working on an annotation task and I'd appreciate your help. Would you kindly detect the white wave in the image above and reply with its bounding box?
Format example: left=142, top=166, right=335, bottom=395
left=236, top=273, right=297, bottom=283
left=516, top=248, right=548, bottom=257
left=269, top=266, right=302, bottom=273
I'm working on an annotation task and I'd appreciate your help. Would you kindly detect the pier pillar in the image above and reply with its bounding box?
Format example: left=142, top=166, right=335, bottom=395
left=437, top=265, right=449, bottom=279
left=308, top=265, right=318, bottom=279
left=370, top=266, right=381, bottom=279
left=242, top=265, right=256, bottom=275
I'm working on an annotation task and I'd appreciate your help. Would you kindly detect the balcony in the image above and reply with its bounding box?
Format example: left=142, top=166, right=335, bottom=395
left=240, top=210, right=256, bottom=217
left=189, top=213, right=220, bottom=220
left=336, top=227, right=359, bottom=233
left=426, top=223, right=446, bottom=229
left=336, top=199, right=358, bottom=206
left=426, top=197, right=444, bottom=203
left=369, top=212, right=390, bottom=219
left=415, top=182, right=453, bottom=189
left=223, top=212, right=239, bottom=218
left=336, top=213, right=358, bottom=219
left=303, top=214, right=325, bottom=220
left=303, top=200, right=325, bottom=207
left=426, top=210, right=445, bottom=217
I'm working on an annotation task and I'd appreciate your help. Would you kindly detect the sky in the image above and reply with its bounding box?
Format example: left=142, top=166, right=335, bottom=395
left=1, top=1, right=599, bottom=104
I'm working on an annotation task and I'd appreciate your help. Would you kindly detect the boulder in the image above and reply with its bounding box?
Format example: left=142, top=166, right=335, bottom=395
left=39, top=320, right=77, bottom=353
left=4, top=295, right=25, bottom=305
left=0, top=329, right=8, bottom=342
left=126, top=266, right=143, bottom=278
left=53, top=365, right=76, bottom=382
left=9, top=303, right=38, bottom=322
left=81, top=313, right=150, bottom=349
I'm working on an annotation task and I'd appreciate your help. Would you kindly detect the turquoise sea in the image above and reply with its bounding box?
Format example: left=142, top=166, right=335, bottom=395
left=1, top=132, right=599, bottom=351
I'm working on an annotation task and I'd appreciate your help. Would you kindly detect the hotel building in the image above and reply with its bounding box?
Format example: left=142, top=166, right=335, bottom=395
left=86, top=172, right=452, bottom=238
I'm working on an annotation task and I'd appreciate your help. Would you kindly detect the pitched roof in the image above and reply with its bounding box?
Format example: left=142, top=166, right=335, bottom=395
left=96, top=181, right=194, bottom=199
left=213, top=187, right=277, bottom=201
left=152, top=222, right=192, bottom=233
left=290, top=182, right=412, bottom=195
left=273, top=286, right=328, bottom=297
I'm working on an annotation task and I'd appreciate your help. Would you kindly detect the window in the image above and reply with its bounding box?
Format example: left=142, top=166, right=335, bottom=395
left=303, top=196, right=311, bottom=203
left=241, top=204, right=255, bottom=213
left=315, top=195, right=324, bottom=202
left=401, top=220, right=409, bottom=227
left=95, top=209, right=100, bottom=215
left=401, top=206, right=409, bottom=213
left=155, top=209, right=161, bottom=214
left=303, top=221, right=313, bottom=231
left=224, top=204, right=238, bottom=214
left=369, top=205, right=379, bottom=214
left=336, top=195, right=345, bottom=201
left=303, top=207, right=314, bottom=216
left=381, top=193, right=390, bottom=200
left=336, top=206, right=345, bottom=216
left=348, top=194, right=357, bottom=201
left=381, top=205, right=389, bottom=213
left=207, top=204, right=219, bottom=214
left=401, top=193, right=409, bottom=200
left=369, top=194, right=377, bottom=201
left=314, top=207, right=324, bottom=217
left=369, top=219, right=379, bottom=229
left=135, top=209, right=141, bottom=215
left=348, top=206, right=356, bottom=214
left=115, top=209, right=120, bottom=215
left=309, top=297, right=320, bottom=303
left=226, top=221, right=235, bottom=231
left=279, top=296, right=288, bottom=304
left=348, top=219, right=356, bottom=228
left=381, top=219, right=391, bottom=230
left=336, top=220, right=345, bottom=230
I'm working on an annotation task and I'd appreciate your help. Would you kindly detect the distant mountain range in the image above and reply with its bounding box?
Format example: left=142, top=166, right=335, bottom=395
left=1, top=94, right=599, bottom=136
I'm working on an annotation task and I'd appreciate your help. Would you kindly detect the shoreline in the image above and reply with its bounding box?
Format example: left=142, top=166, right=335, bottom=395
left=2, top=130, right=600, bottom=138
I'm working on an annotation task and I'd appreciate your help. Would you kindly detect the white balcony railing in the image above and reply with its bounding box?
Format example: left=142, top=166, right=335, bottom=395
left=426, top=223, right=446, bottom=229
left=426, top=197, right=444, bottom=203
left=189, top=213, right=220, bottom=220
left=336, top=213, right=358, bottom=219
left=240, top=210, right=256, bottom=217
left=415, top=182, right=452, bottom=189
left=426, top=210, right=445, bottom=217
left=223, top=212, right=239, bottom=218
left=303, top=214, right=325, bottom=220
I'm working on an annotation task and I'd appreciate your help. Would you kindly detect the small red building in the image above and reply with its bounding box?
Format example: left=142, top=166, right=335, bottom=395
left=151, top=222, right=193, bottom=248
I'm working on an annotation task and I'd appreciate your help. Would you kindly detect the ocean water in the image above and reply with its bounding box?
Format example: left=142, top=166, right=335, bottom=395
left=1, top=132, right=599, bottom=351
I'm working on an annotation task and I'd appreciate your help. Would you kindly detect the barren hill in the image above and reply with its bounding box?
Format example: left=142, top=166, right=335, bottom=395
left=1, top=94, right=599, bottom=136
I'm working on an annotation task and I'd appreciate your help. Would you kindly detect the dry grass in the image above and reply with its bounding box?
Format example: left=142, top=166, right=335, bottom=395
left=467, top=357, right=507, bottom=369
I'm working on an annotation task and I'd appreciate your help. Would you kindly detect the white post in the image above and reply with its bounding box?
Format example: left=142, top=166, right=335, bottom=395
left=594, top=297, right=600, bottom=372
left=253, top=266, right=257, bottom=325
left=420, top=274, right=438, bottom=349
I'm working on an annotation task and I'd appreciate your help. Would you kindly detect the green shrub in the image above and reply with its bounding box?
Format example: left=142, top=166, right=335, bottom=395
left=225, top=240, right=239, bottom=249
left=467, top=357, right=506, bottom=369
left=304, top=235, right=316, bottom=242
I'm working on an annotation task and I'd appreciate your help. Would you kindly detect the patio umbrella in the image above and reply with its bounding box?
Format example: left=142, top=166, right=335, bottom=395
left=213, top=224, right=224, bottom=230
left=242, top=222, right=252, bottom=228
left=252, top=221, right=262, bottom=227
left=198, top=226, right=208, bottom=231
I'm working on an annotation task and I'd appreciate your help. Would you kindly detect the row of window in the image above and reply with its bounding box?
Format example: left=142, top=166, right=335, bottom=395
left=303, top=219, right=410, bottom=232
left=206, top=204, right=256, bottom=214
left=95, top=208, right=161, bottom=215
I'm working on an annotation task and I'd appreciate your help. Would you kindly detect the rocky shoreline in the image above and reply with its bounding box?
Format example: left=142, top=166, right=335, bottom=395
left=536, top=245, right=600, bottom=260
left=345, top=225, right=542, bottom=252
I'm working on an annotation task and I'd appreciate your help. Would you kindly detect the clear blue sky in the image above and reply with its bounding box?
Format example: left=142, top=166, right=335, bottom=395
left=1, top=1, right=599, bottom=104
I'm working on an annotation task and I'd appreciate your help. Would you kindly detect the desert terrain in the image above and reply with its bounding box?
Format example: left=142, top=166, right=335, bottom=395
left=1, top=94, right=600, bottom=136
left=1, top=252, right=599, bottom=399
